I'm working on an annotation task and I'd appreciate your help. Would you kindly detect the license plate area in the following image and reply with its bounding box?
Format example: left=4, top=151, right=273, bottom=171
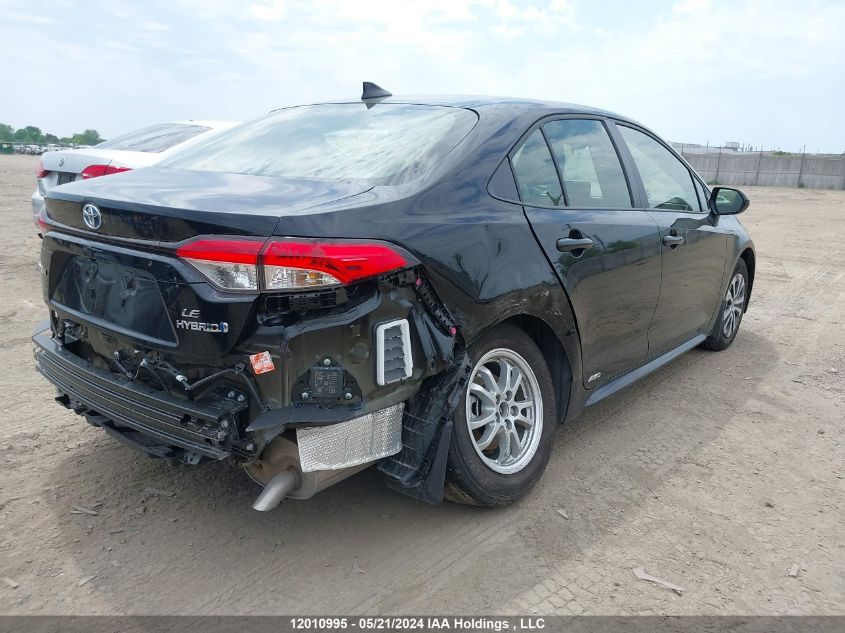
left=51, top=255, right=177, bottom=345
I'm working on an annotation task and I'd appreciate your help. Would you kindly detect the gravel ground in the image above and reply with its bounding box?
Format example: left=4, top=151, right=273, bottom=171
left=0, top=154, right=842, bottom=615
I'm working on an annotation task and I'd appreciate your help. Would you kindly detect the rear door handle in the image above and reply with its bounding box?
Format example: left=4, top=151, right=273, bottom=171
left=556, top=237, right=594, bottom=253
left=662, top=234, right=684, bottom=247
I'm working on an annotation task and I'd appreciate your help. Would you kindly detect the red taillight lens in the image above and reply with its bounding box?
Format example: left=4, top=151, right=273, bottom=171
left=176, top=239, right=263, bottom=264
left=176, top=237, right=412, bottom=292
left=36, top=208, right=49, bottom=234
left=36, top=160, right=49, bottom=179
left=262, top=239, right=409, bottom=290
left=176, top=239, right=264, bottom=290
left=81, top=164, right=132, bottom=179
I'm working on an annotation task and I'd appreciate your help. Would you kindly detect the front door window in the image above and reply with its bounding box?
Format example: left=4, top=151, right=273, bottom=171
left=619, top=126, right=701, bottom=212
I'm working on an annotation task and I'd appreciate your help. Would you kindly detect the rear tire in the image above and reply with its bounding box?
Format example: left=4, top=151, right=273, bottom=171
left=702, top=259, right=748, bottom=351
left=445, top=325, right=556, bottom=506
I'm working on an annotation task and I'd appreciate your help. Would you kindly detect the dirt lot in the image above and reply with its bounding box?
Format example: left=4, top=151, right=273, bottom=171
left=0, top=154, right=842, bottom=615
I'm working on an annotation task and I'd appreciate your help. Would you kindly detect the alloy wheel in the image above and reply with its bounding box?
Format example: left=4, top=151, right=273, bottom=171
left=465, top=348, right=543, bottom=475
left=722, top=272, right=746, bottom=338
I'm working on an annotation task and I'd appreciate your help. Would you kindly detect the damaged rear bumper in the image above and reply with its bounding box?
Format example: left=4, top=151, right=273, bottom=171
left=33, top=331, right=247, bottom=462
left=33, top=269, right=469, bottom=507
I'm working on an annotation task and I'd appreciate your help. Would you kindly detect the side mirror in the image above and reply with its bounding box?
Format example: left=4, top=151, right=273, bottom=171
left=710, top=186, right=750, bottom=215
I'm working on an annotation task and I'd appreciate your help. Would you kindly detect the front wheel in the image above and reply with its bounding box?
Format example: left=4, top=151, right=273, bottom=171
left=445, top=325, right=556, bottom=506
left=702, top=259, right=748, bottom=351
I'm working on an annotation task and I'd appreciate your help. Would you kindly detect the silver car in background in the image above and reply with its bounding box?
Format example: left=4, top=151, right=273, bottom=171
left=32, top=120, right=238, bottom=227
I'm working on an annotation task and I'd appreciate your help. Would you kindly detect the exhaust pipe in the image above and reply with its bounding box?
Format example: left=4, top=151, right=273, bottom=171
left=246, top=436, right=377, bottom=511
left=252, top=469, right=298, bottom=511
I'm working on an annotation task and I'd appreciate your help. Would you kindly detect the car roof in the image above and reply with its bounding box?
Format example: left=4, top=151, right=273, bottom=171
left=287, top=95, right=642, bottom=126
left=168, top=120, right=239, bottom=129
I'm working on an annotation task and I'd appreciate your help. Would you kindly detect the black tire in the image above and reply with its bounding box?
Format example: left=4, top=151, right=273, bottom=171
left=445, top=324, right=556, bottom=506
left=702, top=258, right=748, bottom=351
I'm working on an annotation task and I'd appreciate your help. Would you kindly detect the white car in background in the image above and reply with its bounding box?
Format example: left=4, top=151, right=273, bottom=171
left=32, top=120, right=238, bottom=227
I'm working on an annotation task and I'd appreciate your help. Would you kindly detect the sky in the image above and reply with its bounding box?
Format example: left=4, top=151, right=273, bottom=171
left=1, top=0, right=844, bottom=152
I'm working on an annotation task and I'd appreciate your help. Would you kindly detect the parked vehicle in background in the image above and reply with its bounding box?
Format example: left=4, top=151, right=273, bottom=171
left=33, top=85, right=755, bottom=511
left=32, top=121, right=238, bottom=227
left=19, top=144, right=46, bottom=155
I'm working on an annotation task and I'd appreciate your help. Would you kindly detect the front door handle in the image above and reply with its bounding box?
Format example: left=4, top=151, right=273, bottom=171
left=662, top=234, right=684, bottom=247
left=556, top=237, right=594, bottom=253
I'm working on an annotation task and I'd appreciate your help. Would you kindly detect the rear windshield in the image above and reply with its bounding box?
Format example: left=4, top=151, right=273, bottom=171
left=159, top=104, right=478, bottom=185
left=96, top=123, right=210, bottom=153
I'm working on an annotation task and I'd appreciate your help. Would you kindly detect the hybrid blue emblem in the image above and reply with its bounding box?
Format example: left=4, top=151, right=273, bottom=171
left=82, top=203, right=102, bottom=230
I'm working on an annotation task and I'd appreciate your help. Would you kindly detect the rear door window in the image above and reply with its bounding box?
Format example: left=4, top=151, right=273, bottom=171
left=543, top=119, right=632, bottom=208
left=510, top=129, right=563, bottom=207
left=96, top=124, right=211, bottom=153
left=619, top=126, right=702, bottom=212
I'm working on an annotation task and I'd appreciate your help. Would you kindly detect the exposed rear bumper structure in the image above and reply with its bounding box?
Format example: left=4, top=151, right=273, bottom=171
left=32, top=265, right=466, bottom=509
left=33, top=331, right=246, bottom=461
left=33, top=329, right=427, bottom=510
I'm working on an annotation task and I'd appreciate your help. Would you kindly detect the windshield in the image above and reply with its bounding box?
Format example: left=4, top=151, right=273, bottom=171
left=96, top=123, right=210, bottom=153
left=159, top=103, right=478, bottom=185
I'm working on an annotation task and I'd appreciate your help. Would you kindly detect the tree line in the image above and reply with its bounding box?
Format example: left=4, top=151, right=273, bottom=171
left=0, top=122, right=103, bottom=146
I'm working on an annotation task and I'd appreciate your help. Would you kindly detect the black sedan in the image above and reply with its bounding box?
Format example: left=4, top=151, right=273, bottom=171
left=34, top=83, right=755, bottom=510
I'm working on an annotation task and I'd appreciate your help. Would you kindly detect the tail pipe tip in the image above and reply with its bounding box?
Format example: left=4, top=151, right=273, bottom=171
left=252, top=469, right=299, bottom=511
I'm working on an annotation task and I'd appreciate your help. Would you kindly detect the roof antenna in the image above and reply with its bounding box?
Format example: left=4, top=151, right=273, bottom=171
left=361, top=81, right=392, bottom=100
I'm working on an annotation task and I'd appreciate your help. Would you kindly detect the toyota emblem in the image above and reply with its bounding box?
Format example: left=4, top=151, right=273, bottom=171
left=82, top=203, right=102, bottom=230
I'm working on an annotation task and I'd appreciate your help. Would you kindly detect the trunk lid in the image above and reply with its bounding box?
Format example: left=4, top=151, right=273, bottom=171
left=42, top=168, right=373, bottom=362
left=44, top=167, right=372, bottom=241
left=44, top=231, right=258, bottom=362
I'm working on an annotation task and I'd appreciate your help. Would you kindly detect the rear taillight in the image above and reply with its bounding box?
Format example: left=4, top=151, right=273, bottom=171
left=176, top=239, right=263, bottom=291
left=81, top=164, right=132, bottom=179
left=36, top=160, right=49, bottom=179
left=262, top=239, right=409, bottom=290
left=36, top=208, right=49, bottom=234
left=176, top=238, right=412, bottom=292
